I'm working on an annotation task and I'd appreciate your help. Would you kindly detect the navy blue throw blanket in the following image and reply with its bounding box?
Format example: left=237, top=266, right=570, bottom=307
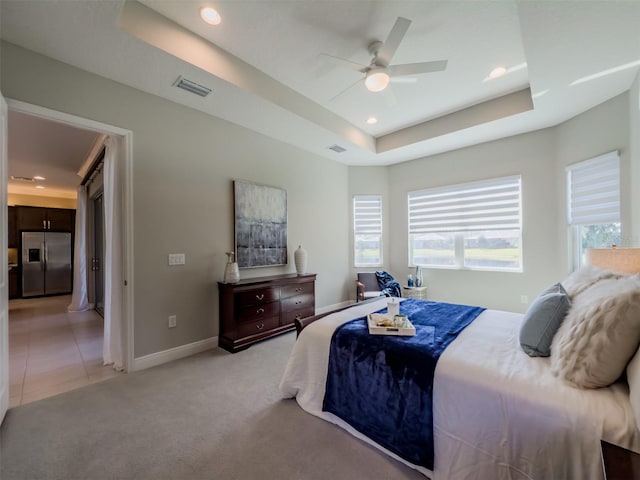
left=322, top=299, right=485, bottom=470
left=375, top=270, right=401, bottom=297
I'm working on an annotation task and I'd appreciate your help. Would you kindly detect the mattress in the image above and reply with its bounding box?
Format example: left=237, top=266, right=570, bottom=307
left=279, top=297, right=640, bottom=480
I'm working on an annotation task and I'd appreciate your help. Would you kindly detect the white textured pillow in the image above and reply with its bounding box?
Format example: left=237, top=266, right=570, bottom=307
left=551, top=275, right=640, bottom=388
left=561, top=265, right=623, bottom=298
left=626, top=348, right=640, bottom=431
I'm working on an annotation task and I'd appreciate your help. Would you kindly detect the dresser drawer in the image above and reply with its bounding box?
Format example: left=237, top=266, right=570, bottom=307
left=282, top=293, right=314, bottom=312
left=237, top=301, right=280, bottom=323
left=237, top=316, right=280, bottom=338
left=281, top=282, right=314, bottom=299
left=235, top=287, right=279, bottom=307
left=281, top=306, right=315, bottom=326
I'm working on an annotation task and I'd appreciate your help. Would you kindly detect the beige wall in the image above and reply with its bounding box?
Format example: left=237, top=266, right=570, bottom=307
left=555, top=92, right=632, bottom=271
left=386, top=129, right=559, bottom=313
left=346, top=93, right=632, bottom=313
left=2, top=40, right=636, bottom=356
left=347, top=166, right=390, bottom=299
left=8, top=193, right=76, bottom=209
left=2, top=42, right=351, bottom=358
left=629, top=72, right=640, bottom=245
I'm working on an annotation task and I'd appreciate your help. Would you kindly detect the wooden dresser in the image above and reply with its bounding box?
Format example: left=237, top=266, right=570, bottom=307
left=218, top=273, right=316, bottom=353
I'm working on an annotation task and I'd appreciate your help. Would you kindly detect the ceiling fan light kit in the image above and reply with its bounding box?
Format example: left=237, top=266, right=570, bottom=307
left=323, top=16, right=447, bottom=100
left=365, top=68, right=390, bottom=92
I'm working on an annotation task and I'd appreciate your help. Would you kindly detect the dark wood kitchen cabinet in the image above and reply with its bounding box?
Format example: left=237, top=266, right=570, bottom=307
left=16, top=206, right=75, bottom=231
left=8, top=206, right=18, bottom=248
left=218, top=273, right=316, bottom=353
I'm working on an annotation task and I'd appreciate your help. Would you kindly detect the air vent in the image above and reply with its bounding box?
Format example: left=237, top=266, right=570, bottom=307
left=10, top=175, right=34, bottom=182
left=328, top=144, right=347, bottom=153
left=173, top=76, right=212, bottom=97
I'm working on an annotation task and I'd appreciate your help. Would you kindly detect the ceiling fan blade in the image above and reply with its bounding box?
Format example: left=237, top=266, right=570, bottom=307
left=390, top=77, right=418, bottom=84
left=389, top=60, right=448, bottom=77
left=319, top=53, right=368, bottom=73
left=327, top=77, right=364, bottom=103
left=376, top=17, right=411, bottom=67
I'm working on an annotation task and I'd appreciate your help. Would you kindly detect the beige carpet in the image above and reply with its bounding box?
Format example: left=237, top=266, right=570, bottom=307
left=0, top=332, right=425, bottom=480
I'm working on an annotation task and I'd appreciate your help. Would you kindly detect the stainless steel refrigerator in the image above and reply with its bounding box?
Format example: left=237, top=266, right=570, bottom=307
left=21, top=231, right=72, bottom=297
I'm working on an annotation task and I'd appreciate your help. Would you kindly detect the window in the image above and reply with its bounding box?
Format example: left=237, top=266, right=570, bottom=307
left=567, top=151, right=621, bottom=269
left=354, top=195, right=383, bottom=267
left=408, top=176, right=522, bottom=271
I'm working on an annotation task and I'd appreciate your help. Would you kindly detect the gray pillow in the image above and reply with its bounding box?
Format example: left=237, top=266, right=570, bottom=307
left=519, top=283, right=571, bottom=357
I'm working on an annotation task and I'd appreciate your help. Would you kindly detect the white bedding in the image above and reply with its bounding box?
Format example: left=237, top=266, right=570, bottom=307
left=279, top=297, right=640, bottom=480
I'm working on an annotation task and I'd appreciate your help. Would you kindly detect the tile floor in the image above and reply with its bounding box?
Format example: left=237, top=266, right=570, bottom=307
left=8, top=295, right=122, bottom=407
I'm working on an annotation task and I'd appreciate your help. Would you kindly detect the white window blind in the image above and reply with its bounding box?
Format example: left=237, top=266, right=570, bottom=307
left=408, top=176, right=521, bottom=234
left=354, top=195, right=382, bottom=236
left=567, top=151, right=620, bottom=225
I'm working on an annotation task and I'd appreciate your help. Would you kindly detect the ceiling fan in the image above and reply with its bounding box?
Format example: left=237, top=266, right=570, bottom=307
left=322, top=16, right=447, bottom=99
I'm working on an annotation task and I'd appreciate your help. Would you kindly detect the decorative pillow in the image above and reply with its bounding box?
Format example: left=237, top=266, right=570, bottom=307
left=626, top=347, right=640, bottom=431
left=551, top=275, right=640, bottom=388
left=561, top=265, right=623, bottom=298
left=519, top=283, right=571, bottom=357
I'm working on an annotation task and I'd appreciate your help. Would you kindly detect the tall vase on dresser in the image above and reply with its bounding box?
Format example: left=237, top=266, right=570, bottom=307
left=224, top=251, right=240, bottom=283
left=294, top=245, right=307, bottom=275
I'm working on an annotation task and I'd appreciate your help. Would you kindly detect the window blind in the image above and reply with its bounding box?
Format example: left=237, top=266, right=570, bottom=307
left=567, top=151, right=620, bottom=225
left=354, top=195, right=382, bottom=235
left=408, top=176, right=521, bottom=233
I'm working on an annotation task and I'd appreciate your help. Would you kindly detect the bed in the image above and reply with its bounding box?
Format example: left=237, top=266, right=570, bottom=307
left=279, top=263, right=640, bottom=480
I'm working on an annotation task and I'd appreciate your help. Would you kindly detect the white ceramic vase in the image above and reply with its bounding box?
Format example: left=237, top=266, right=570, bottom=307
left=294, top=245, right=307, bottom=275
left=224, top=251, right=240, bottom=283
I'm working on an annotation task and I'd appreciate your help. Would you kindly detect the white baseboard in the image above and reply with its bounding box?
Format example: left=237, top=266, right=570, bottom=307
left=133, top=336, right=218, bottom=371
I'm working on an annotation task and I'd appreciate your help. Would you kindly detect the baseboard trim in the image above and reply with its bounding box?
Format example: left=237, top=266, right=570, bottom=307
left=134, top=336, right=218, bottom=371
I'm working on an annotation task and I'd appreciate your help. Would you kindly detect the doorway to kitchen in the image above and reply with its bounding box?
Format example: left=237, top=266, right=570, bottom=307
left=4, top=99, right=133, bottom=408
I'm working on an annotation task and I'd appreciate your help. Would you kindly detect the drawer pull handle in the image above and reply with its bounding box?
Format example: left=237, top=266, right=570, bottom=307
left=295, top=288, right=301, bottom=292
left=256, top=323, right=264, bottom=330
left=296, top=300, right=302, bottom=305
left=256, top=294, right=264, bottom=300
left=257, top=308, right=264, bottom=314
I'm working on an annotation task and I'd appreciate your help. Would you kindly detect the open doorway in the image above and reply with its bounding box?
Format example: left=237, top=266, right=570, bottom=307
left=4, top=99, right=133, bottom=408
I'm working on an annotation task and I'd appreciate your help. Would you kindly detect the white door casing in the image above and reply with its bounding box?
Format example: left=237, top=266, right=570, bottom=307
left=1, top=91, right=9, bottom=424
left=5, top=99, right=135, bottom=373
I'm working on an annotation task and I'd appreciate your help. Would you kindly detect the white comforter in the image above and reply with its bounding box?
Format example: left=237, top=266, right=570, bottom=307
left=279, top=297, right=640, bottom=480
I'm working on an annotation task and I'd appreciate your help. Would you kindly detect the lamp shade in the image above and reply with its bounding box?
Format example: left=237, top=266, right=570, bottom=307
left=365, top=68, right=390, bottom=92
left=585, top=247, right=640, bottom=274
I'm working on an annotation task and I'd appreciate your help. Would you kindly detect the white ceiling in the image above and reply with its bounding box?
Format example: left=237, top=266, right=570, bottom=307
left=2, top=0, right=640, bottom=196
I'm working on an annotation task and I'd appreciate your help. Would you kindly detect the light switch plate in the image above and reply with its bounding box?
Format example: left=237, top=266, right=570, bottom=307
left=168, top=253, right=185, bottom=266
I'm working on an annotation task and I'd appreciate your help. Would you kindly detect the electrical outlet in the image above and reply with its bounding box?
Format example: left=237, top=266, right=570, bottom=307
left=168, top=253, right=185, bottom=266
left=168, top=315, right=177, bottom=328
left=520, top=295, right=528, bottom=305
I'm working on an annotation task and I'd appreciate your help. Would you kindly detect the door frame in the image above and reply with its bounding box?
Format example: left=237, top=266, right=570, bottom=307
left=6, top=98, right=135, bottom=373
left=1, top=92, right=9, bottom=423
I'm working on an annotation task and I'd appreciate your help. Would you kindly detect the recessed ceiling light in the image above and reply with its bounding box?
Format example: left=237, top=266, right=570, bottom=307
left=489, top=66, right=507, bottom=79
left=35, top=185, right=45, bottom=189
left=366, top=116, right=378, bottom=125
left=200, top=6, right=221, bottom=25
left=33, top=175, right=46, bottom=181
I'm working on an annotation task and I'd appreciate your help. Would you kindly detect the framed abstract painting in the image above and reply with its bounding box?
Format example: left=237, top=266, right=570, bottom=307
left=234, top=180, right=287, bottom=268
